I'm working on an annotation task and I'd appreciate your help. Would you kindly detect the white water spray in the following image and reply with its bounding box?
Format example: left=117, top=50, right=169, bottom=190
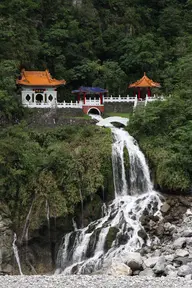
left=12, top=233, right=23, bottom=275
left=56, top=122, right=162, bottom=274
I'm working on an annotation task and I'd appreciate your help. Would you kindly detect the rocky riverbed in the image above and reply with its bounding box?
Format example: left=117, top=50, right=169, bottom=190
left=1, top=194, right=192, bottom=278
left=0, top=275, right=191, bottom=288
left=96, top=195, right=192, bottom=279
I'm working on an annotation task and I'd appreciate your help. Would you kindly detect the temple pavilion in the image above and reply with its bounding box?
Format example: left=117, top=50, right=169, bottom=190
left=16, top=69, right=66, bottom=108
left=129, top=73, right=161, bottom=100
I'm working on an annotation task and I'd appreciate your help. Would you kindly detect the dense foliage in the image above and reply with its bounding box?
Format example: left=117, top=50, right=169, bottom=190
left=0, top=124, right=112, bottom=231
left=128, top=95, right=192, bottom=193
left=1, top=0, right=192, bottom=230
left=1, top=0, right=192, bottom=100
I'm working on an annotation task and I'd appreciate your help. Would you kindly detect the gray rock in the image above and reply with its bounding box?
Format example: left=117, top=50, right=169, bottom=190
left=160, top=203, right=170, bottom=213
left=178, top=265, right=192, bottom=277
left=144, top=257, right=159, bottom=268
left=3, top=264, right=13, bottom=274
left=173, top=237, right=186, bottom=249
left=123, top=252, right=143, bottom=271
left=165, top=254, right=174, bottom=263
left=164, top=222, right=176, bottom=233
left=106, top=261, right=132, bottom=276
left=132, top=270, right=140, bottom=276
left=186, top=238, right=192, bottom=246
left=153, top=256, right=166, bottom=275
left=183, top=230, right=192, bottom=237
left=165, top=264, right=177, bottom=277
left=174, top=256, right=192, bottom=266
left=185, top=274, right=192, bottom=280
left=139, top=268, right=155, bottom=277
left=175, top=249, right=189, bottom=258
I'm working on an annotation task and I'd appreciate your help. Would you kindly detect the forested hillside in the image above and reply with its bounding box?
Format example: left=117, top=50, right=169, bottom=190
left=1, top=0, right=192, bottom=98
left=1, top=0, right=192, bottom=227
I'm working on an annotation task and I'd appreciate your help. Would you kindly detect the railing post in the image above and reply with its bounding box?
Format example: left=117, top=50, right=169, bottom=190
left=133, top=95, right=138, bottom=110
left=145, top=95, right=148, bottom=106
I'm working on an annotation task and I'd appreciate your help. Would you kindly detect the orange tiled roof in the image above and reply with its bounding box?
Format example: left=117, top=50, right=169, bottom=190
left=16, top=69, right=66, bottom=86
left=129, top=73, right=161, bottom=88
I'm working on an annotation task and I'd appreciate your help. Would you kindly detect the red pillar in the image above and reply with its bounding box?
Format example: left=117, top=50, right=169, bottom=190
left=78, top=93, right=80, bottom=103
left=83, top=92, right=86, bottom=104
left=100, top=93, right=103, bottom=104
left=138, top=88, right=141, bottom=100
left=147, top=87, right=151, bottom=98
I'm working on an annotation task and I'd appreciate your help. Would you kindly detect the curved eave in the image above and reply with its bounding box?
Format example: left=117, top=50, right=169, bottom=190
left=129, top=83, right=161, bottom=88
left=16, top=81, right=66, bottom=87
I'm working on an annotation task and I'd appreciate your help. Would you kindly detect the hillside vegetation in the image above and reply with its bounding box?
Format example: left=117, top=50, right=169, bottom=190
left=0, top=0, right=192, bottom=227
left=0, top=124, right=112, bottom=231
left=129, top=95, right=192, bottom=193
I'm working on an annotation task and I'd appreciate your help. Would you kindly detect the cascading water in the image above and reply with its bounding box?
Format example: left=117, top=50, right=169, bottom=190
left=12, top=233, right=23, bottom=275
left=56, top=125, right=162, bottom=275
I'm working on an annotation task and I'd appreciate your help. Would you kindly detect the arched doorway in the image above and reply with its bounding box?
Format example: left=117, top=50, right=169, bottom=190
left=36, top=94, right=43, bottom=102
left=87, top=107, right=101, bottom=115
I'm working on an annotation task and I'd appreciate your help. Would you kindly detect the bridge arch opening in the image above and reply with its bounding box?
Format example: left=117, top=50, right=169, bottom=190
left=87, top=108, right=101, bottom=115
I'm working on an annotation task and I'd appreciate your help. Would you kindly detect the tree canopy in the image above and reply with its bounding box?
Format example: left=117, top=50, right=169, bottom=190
left=1, top=0, right=192, bottom=99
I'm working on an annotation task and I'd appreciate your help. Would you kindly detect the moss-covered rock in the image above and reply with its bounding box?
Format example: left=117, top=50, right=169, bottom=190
left=104, top=227, right=119, bottom=252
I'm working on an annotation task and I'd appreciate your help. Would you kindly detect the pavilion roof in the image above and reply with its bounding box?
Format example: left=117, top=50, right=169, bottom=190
left=16, top=69, right=66, bottom=87
left=72, top=86, right=108, bottom=94
left=128, top=73, right=161, bottom=88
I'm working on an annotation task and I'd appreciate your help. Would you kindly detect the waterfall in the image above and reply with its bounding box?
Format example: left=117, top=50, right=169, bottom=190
left=12, top=233, right=23, bottom=275
left=56, top=126, right=162, bottom=275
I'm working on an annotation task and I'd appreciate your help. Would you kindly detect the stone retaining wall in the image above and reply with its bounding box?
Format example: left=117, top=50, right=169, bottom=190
left=104, top=102, right=134, bottom=113
left=25, top=108, right=96, bottom=127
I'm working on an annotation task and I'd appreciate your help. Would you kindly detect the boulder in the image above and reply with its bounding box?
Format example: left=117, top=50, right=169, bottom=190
left=124, top=252, right=143, bottom=271
left=185, top=274, right=192, bottom=280
left=106, top=261, right=132, bottom=276
left=173, top=237, right=186, bottom=249
left=164, top=222, right=176, bottom=233
left=165, top=254, right=174, bottom=263
left=139, top=268, right=155, bottom=277
left=3, top=264, right=13, bottom=274
left=183, top=230, right=192, bottom=237
left=165, top=264, right=177, bottom=277
left=174, top=256, right=192, bottom=266
left=153, top=256, right=166, bottom=275
left=178, top=265, right=192, bottom=277
left=144, top=256, right=159, bottom=268
left=175, top=249, right=189, bottom=258
left=160, top=203, right=170, bottom=213
left=186, top=238, right=192, bottom=247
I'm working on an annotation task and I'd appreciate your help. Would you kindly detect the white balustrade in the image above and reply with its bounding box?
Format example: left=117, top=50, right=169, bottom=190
left=23, top=95, right=165, bottom=108
left=104, top=95, right=136, bottom=103
left=85, top=99, right=101, bottom=105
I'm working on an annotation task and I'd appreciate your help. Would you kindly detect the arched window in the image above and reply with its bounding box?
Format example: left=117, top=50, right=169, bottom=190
left=36, top=94, right=43, bottom=102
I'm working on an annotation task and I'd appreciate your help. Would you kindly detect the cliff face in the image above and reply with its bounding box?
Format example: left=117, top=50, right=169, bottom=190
left=0, top=204, right=13, bottom=274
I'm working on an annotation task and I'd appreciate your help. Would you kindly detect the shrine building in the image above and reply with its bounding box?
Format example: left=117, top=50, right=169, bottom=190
left=129, top=73, right=161, bottom=100
left=16, top=69, right=66, bottom=108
